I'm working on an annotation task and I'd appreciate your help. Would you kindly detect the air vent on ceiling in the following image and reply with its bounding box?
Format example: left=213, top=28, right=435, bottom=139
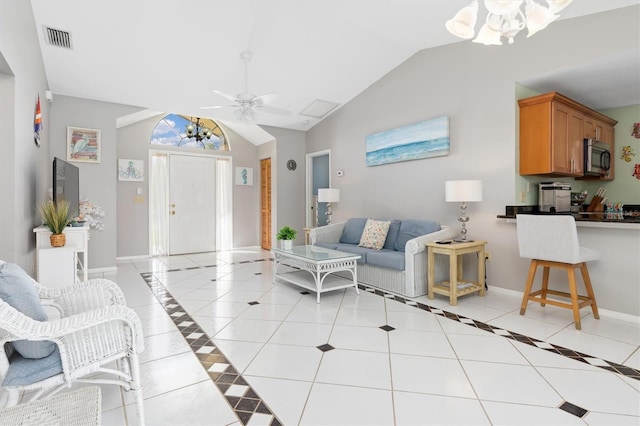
left=45, top=27, right=72, bottom=49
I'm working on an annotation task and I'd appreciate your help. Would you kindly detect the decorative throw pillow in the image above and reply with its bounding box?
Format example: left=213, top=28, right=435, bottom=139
left=0, top=263, right=55, bottom=359
left=358, top=219, right=391, bottom=250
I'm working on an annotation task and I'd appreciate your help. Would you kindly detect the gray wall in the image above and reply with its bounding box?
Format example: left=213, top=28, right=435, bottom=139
left=306, top=7, right=640, bottom=315
left=116, top=116, right=263, bottom=256
left=262, top=126, right=307, bottom=246
left=0, top=1, right=50, bottom=273
left=50, top=95, right=140, bottom=269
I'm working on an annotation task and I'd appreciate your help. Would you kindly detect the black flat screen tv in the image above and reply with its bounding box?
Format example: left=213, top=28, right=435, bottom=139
left=52, top=157, right=80, bottom=216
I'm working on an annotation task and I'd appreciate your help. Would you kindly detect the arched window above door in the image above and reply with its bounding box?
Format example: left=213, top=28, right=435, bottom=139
left=150, top=113, right=230, bottom=151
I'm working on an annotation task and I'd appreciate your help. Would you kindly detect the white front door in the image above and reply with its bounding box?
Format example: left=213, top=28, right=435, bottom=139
left=169, top=155, right=216, bottom=255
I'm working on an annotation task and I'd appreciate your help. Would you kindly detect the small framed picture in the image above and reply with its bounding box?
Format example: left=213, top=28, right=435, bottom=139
left=67, top=127, right=101, bottom=163
left=235, top=167, right=253, bottom=186
left=118, top=159, right=144, bottom=182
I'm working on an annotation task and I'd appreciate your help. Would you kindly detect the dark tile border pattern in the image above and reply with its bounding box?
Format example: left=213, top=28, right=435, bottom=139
left=140, top=258, right=640, bottom=424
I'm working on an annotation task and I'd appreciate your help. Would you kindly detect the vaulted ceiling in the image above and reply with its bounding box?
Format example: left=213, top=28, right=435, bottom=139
left=30, top=0, right=639, bottom=135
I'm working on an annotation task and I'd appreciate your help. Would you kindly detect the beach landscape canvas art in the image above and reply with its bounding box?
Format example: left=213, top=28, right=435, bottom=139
left=365, top=116, right=450, bottom=166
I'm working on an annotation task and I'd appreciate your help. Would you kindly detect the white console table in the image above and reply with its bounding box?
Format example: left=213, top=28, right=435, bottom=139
left=34, top=225, right=89, bottom=285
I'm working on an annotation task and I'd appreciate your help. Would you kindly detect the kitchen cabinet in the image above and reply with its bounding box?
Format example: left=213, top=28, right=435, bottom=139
left=519, top=92, right=617, bottom=179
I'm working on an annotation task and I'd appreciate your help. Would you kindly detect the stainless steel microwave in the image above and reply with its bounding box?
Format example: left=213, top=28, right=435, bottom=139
left=584, top=139, right=611, bottom=176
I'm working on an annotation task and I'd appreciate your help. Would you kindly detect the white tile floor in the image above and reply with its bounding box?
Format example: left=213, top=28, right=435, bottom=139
left=83, top=248, right=639, bottom=424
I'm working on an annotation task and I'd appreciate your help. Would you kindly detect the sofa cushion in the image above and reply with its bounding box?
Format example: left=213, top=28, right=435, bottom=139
left=383, top=219, right=402, bottom=250
left=339, top=218, right=368, bottom=244
left=2, top=347, right=63, bottom=387
left=315, top=242, right=338, bottom=250
left=394, top=220, right=441, bottom=252
left=358, top=219, right=391, bottom=250
left=0, top=263, right=56, bottom=359
left=366, top=250, right=405, bottom=271
left=334, top=244, right=370, bottom=263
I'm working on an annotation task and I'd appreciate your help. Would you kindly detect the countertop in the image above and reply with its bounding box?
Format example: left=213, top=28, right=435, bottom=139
left=498, top=205, right=640, bottom=229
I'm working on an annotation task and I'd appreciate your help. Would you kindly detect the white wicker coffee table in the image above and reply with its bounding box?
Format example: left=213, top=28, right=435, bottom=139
left=0, top=386, right=101, bottom=426
left=272, top=245, right=361, bottom=303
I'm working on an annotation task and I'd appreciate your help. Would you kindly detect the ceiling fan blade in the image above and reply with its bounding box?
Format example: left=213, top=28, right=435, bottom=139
left=255, top=104, right=292, bottom=116
left=252, top=92, right=278, bottom=105
left=212, top=90, right=239, bottom=102
left=200, top=105, right=234, bottom=110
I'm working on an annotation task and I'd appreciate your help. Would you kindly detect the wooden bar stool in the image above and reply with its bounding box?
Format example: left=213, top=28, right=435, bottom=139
left=516, top=214, right=599, bottom=330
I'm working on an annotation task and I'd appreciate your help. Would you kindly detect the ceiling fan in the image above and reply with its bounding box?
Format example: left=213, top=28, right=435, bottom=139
left=201, top=51, right=291, bottom=121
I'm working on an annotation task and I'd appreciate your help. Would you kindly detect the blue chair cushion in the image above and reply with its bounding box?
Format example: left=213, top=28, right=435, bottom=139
left=383, top=219, right=402, bottom=250
left=339, top=218, right=367, bottom=245
left=394, top=220, right=441, bottom=252
left=0, top=263, right=55, bottom=359
left=2, top=346, right=63, bottom=387
left=366, top=250, right=405, bottom=271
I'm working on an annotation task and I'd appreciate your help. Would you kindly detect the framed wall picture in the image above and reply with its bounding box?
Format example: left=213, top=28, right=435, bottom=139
left=235, top=167, right=253, bottom=186
left=67, top=127, right=101, bottom=163
left=365, top=116, right=450, bottom=166
left=118, top=159, right=144, bottom=182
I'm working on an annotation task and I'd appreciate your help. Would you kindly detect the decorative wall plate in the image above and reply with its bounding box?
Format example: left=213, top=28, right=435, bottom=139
left=287, top=159, right=297, bottom=171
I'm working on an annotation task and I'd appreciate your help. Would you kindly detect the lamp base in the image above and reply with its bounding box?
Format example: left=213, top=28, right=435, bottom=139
left=457, top=202, right=470, bottom=240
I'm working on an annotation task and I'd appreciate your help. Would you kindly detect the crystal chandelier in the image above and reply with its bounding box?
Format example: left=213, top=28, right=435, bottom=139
left=185, top=117, right=213, bottom=143
left=446, top=0, right=573, bottom=45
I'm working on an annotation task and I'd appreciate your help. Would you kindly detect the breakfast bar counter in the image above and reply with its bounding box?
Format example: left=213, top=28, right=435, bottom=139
left=497, top=205, right=640, bottom=317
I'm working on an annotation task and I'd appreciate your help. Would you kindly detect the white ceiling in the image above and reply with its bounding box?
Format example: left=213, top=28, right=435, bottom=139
left=30, top=0, right=640, bottom=136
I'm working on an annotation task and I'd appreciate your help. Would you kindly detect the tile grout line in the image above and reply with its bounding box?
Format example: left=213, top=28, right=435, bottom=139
left=360, top=286, right=640, bottom=381
left=140, top=256, right=639, bottom=423
left=140, top=259, right=283, bottom=426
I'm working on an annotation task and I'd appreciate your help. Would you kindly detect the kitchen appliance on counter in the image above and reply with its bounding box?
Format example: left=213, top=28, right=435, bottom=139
left=539, top=182, right=571, bottom=213
left=571, top=191, right=588, bottom=213
left=584, top=139, right=611, bottom=176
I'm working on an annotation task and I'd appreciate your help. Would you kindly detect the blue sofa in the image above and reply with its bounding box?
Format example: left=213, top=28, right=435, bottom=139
left=309, top=218, right=456, bottom=297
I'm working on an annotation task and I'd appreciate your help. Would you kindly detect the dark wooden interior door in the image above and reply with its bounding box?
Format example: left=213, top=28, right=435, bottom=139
left=260, top=158, right=272, bottom=250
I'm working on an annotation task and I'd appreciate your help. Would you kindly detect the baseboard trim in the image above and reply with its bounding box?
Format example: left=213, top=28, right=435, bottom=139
left=489, top=285, right=640, bottom=324
left=88, top=266, right=117, bottom=275
left=116, top=255, right=150, bottom=261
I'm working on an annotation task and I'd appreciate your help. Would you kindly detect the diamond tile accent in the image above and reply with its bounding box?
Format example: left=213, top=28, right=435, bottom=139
left=559, top=401, right=588, bottom=418
left=585, top=357, right=611, bottom=366
left=317, top=344, right=335, bottom=352
left=196, top=346, right=216, bottom=354
left=142, top=265, right=282, bottom=426
left=208, top=363, right=229, bottom=373
left=248, top=301, right=260, bottom=305
left=379, top=325, right=395, bottom=332
left=225, top=384, right=250, bottom=397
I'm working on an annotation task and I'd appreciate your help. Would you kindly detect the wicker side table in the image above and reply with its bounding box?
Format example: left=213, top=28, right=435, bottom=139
left=0, top=386, right=101, bottom=426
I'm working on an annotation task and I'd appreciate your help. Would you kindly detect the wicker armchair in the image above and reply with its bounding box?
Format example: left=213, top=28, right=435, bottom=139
left=0, top=278, right=145, bottom=425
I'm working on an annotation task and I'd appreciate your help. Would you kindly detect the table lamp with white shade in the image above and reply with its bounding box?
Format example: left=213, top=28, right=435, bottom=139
left=445, top=180, right=483, bottom=241
left=318, top=188, right=340, bottom=225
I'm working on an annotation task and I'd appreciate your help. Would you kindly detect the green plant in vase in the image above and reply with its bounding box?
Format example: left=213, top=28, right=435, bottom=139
left=39, top=200, right=73, bottom=247
left=276, top=226, right=297, bottom=249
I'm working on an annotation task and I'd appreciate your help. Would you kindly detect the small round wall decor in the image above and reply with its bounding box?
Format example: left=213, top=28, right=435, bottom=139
left=287, top=159, right=297, bottom=171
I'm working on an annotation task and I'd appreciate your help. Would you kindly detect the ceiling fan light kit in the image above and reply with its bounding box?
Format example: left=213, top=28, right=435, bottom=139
left=447, top=0, right=572, bottom=45
left=201, top=50, right=292, bottom=121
